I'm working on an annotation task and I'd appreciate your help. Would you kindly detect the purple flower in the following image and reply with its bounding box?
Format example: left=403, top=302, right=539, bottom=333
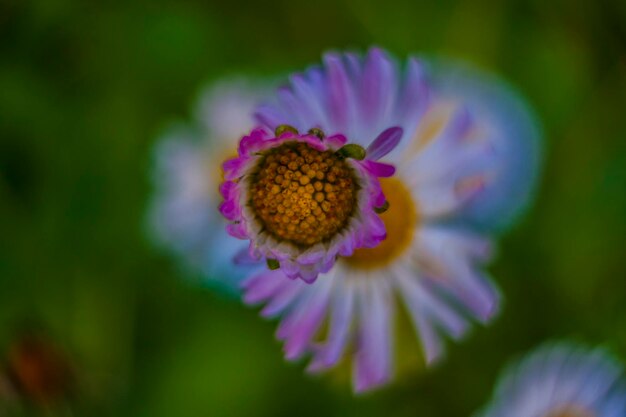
left=475, top=342, right=626, bottom=417
left=241, top=48, right=541, bottom=392
left=218, top=48, right=426, bottom=283
left=219, top=126, right=397, bottom=283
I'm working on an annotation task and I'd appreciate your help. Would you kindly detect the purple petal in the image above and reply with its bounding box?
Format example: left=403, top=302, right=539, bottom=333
left=417, top=226, right=500, bottom=322
left=282, top=282, right=332, bottom=360
left=219, top=199, right=239, bottom=221
left=274, top=87, right=308, bottom=130
left=363, top=160, right=396, bottom=177
left=254, top=104, right=286, bottom=131
left=325, top=133, right=347, bottom=148
left=323, top=53, right=352, bottom=132
left=261, top=282, right=304, bottom=318
left=353, top=281, right=393, bottom=392
left=222, top=157, right=249, bottom=180
left=337, top=234, right=357, bottom=257
left=238, top=128, right=268, bottom=155
left=243, top=271, right=287, bottom=304
left=397, top=58, right=430, bottom=122
left=359, top=214, right=386, bottom=247
left=366, top=126, right=403, bottom=160
left=344, top=52, right=362, bottom=80
left=360, top=48, right=396, bottom=129
left=445, top=105, right=473, bottom=142
left=289, top=73, right=325, bottom=127
left=233, top=248, right=262, bottom=266
left=307, top=282, right=354, bottom=372
left=219, top=180, right=237, bottom=199
left=225, top=222, right=247, bottom=239
left=396, top=269, right=445, bottom=364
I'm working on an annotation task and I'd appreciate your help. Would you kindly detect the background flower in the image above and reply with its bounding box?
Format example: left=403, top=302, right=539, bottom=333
left=475, top=342, right=626, bottom=417
left=428, top=59, right=543, bottom=233
left=147, top=78, right=267, bottom=292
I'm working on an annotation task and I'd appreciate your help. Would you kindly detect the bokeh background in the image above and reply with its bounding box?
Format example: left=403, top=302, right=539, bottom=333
left=1, top=0, right=625, bottom=416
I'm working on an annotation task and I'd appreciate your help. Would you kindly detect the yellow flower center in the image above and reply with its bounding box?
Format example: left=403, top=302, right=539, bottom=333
left=250, top=142, right=358, bottom=247
left=344, top=177, right=418, bottom=270
left=544, top=405, right=595, bottom=417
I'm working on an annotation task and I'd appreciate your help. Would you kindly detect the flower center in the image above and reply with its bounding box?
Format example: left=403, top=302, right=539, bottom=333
left=344, top=177, right=418, bottom=269
left=250, top=142, right=358, bottom=247
left=544, top=406, right=595, bottom=417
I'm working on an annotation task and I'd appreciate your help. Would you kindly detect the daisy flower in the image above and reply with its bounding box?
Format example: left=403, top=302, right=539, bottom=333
left=475, top=342, right=626, bottom=417
left=218, top=52, right=413, bottom=282
left=219, top=125, right=399, bottom=283
left=148, top=78, right=266, bottom=291
left=241, top=48, right=542, bottom=392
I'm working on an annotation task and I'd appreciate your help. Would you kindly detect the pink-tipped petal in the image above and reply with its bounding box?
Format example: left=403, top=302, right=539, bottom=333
left=363, top=160, right=396, bottom=177
left=366, top=127, right=403, bottom=160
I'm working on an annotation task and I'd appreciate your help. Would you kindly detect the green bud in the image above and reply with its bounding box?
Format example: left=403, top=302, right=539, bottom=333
left=266, top=259, right=280, bottom=270
left=336, top=144, right=366, bottom=160
left=275, top=125, right=299, bottom=136
left=308, top=127, right=325, bottom=140
left=374, top=200, right=390, bottom=214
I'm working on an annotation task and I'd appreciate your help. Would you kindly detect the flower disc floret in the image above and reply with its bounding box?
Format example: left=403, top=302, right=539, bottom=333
left=251, top=142, right=358, bottom=247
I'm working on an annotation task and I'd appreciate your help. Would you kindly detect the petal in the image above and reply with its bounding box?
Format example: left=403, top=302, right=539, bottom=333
left=281, top=278, right=333, bottom=360
left=233, top=248, right=262, bottom=266
left=415, top=226, right=500, bottom=322
left=395, top=271, right=444, bottom=364
left=363, top=160, right=396, bottom=178
left=323, top=53, right=354, bottom=133
left=307, top=276, right=354, bottom=372
left=254, top=104, right=286, bottom=131
left=242, top=271, right=288, bottom=304
left=353, top=280, right=394, bottom=392
left=359, top=48, right=397, bottom=132
left=366, top=126, right=404, bottom=161
left=430, top=60, right=542, bottom=233
left=396, top=57, right=430, bottom=127
left=225, top=222, right=248, bottom=239
left=261, top=281, right=305, bottom=318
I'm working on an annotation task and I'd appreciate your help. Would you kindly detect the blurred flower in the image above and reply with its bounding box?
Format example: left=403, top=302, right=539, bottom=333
left=429, top=59, right=542, bottom=233
left=147, top=78, right=266, bottom=292
left=220, top=124, right=397, bottom=283
left=241, top=48, right=542, bottom=392
left=475, top=342, right=626, bottom=417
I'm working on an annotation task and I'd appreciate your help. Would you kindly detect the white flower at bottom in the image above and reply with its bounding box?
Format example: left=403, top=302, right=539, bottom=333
left=475, top=342, right=626, bottom=417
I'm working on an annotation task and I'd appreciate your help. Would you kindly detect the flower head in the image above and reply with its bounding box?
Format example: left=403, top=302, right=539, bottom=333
left=219, top=49, right=421, bottom=283
left=220, top=125, right=398, bottom=283
left=475, top=342, right=626, bottom=417
left=241, top=48, right=542, bottom=392
left=148, top=78, right=266, bottom=291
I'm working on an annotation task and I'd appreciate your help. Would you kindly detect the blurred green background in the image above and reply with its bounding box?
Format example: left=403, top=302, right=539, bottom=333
left=1, top=0, right=625, bottom=415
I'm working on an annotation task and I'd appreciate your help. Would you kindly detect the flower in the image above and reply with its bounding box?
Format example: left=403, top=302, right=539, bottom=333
left=475, top=342, right=626, bottom=417
left=241, top=48, right=542, bottom=392
left=147, top=78, right=266, bottom=292
left=429, top=59, right=542, bottom=233
left=220, top=125, right=398, bottom=283
left=219, top=49, right=422, bottom=283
